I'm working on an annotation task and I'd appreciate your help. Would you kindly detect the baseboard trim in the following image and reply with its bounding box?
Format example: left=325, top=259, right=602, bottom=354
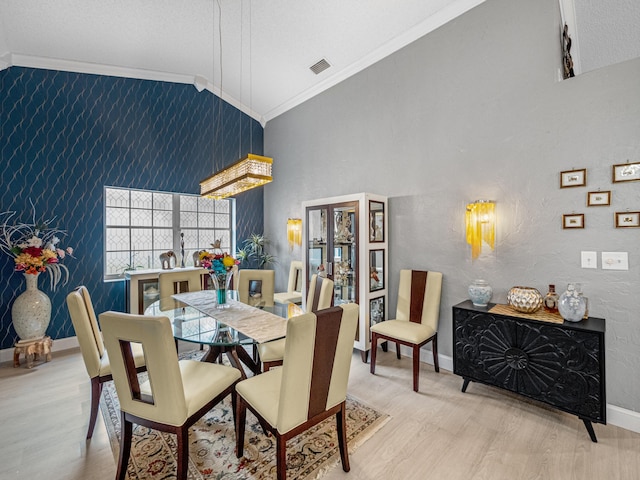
left=407, top=345, right=640, bottom=435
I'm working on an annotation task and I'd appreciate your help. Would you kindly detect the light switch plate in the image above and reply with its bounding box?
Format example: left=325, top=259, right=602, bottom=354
left=601, top=252, right=629, bottom=270
left=581, top=251, right=597, bottom=269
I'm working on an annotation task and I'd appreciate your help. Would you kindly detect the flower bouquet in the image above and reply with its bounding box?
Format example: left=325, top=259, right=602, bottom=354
left=199, top=250, right=238, bottom=307
left=1, top=207, right=74, bottom=291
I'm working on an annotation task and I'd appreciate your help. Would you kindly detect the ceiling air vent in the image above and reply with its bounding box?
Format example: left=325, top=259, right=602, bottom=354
left=309, top=58, right=331, bottom=75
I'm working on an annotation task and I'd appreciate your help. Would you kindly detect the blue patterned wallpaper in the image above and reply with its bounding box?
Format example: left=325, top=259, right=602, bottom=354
left=0, top=67, right=264, bottom=350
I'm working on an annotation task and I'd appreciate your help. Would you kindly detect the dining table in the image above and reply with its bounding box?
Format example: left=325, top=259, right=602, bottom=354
left=145, top=290, right=302, bottom=378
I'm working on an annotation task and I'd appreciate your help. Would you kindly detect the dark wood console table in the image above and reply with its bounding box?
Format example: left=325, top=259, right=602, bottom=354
left=453, top=300, right=606, bottom=442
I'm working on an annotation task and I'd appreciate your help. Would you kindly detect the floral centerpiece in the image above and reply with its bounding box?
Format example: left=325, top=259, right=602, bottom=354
left=199, top=249, right=239, bottom=306
left=1, top=204, right=75, bottom=341
left=1, top=207, right=74, bottom=291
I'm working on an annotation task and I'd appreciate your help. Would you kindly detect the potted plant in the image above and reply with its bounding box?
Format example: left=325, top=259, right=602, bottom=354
left=237, top=233, right=276, bottom=269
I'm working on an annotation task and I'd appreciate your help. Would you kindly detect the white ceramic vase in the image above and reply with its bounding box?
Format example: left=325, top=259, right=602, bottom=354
left=468, top=279, right=492, bottom=307
left=11, top=272, right=52, bottom=341
left=558, top=283, right=587, bottom=322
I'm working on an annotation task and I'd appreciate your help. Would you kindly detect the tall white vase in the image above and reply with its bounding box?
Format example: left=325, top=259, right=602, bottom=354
left=11, top=272, right=52, bottom=341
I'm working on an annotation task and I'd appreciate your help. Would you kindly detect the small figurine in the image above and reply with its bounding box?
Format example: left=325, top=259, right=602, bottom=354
left=317, top=264, right=327, bottom=278
left=159, top=250, right=176, bottom=270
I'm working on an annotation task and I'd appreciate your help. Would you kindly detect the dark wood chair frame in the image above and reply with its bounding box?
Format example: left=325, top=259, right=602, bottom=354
left=236, top=397, right=349, bottom=480
left=86, top=365, right=145, bottom=440
left=114, top=340, right=238, bottom=480
left=370, top=330, right=439, bottom=392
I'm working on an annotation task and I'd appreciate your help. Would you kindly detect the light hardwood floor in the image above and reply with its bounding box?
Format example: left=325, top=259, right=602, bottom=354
left=1, top=347, right=639, bottom=480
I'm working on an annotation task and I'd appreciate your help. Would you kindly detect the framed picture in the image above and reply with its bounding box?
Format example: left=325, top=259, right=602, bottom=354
left=369, top=296, right=385, bottom=328
left=612, top=162, right=640, bottom=183
left=369, top=201, right=385, bottom=242
left=562, top=213, right=584, bottom=229
left=369, top=249, right=384, bottom=292
left=615, top=211, right=640, bottom=228
left=560, top=168, right=587, bottom=188
left=587, top=190, right=611, bottom=206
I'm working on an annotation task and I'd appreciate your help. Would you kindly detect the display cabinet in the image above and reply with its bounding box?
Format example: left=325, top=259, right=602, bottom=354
left=302, top=193, right=388, bottom=362
left=124, top=267, right=210, bottom=314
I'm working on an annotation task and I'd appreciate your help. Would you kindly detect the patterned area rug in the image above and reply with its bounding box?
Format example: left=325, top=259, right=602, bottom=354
left=100, top=352, right=389, bottom=480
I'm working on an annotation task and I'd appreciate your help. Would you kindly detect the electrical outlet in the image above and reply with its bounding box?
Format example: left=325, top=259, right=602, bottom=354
left=601, top=252, right=629, bottom=270
left=581, top=251, right=597, bottom=269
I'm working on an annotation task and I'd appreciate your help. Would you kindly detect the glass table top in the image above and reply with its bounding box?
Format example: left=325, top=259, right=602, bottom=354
left=144, top=291, right=300, bottom=347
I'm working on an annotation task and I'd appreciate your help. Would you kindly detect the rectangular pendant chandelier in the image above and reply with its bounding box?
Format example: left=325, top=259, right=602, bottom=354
left=200, top=154, right=273, bottom=199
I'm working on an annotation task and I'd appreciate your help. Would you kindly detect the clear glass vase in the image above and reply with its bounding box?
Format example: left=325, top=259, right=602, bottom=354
left=558, top=283, right=586, bottom=322
left=210, top=270, right=234, bottom=309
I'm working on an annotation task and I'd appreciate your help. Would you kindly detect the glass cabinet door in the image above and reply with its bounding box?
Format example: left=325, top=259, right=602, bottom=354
left=306, top=206, right=328, bottom=282
left=332, top=204, right=357, bottom=305
left=305, top=202, right=358, bottom=307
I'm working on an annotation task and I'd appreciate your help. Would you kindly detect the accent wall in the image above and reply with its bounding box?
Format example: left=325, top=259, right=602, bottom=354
left=0, top=67, right=264, bottom=350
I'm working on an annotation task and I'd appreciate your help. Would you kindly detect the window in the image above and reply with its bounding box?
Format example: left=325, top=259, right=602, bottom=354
left=104, top=186, right=235, bottom=280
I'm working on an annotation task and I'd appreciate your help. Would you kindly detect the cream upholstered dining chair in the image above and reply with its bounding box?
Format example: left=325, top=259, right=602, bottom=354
left=258, top=274, right=334, bottom=372
left=158, top=269, right=203, bottom=311
left=273, top=260, right=303, bottom=305
left=66, top=286, right=147, bottom=439
left=237, top=269, right=275, bottom=307
left=100, top=311, right=241, bottom=480
left=235, top=304, right=359, bottom=480
left=370, top=269, right=443, bottom=392
left=305, top=273, right=334, bottom=312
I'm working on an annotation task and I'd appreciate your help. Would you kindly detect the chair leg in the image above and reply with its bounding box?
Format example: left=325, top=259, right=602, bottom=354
left=176, top=427, right=189, bottom=480
left=370, top=332, right=378, bottom=374
left=87, top=377, right=102, bottom=439
left=236, top=397, right=247, bottom=458
left=116, top=412, right=132, bottom=480
left=276, top=435, right=288, bottom=480
left=396, top=342, right=401, bottom=359
left=336, top=401, right=350, bottom=472
left=412, top=344, right=421, bottom=392
left=231, top=390, right=237, bottom=427
left=432, top=334, right=440, bottom=372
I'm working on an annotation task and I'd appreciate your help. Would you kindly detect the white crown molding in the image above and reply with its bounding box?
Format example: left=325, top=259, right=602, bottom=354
left=10, top=53, right=264, bottom=124
left=0, top=52, right=12, bottom=71
left=261, top=0, right=487, bottom=123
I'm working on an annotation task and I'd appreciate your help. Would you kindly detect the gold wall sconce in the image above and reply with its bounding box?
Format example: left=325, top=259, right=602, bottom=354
left=287, top=218, right=302, bottom=249
left=465, top=200, right=496, bottom=260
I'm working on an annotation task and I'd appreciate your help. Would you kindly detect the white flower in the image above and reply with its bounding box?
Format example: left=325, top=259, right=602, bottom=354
left=21, top=235, right=43, bottom=248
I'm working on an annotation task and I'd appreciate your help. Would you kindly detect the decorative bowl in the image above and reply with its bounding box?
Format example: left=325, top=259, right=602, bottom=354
left=507, top=286, right=543, bottom=313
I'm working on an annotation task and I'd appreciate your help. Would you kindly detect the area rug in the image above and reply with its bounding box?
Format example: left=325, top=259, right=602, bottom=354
left=100, top=352, right=390, bottom=480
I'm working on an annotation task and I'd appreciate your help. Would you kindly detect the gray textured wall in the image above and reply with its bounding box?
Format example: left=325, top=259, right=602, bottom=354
left=263, top=0, right=640, bottom=413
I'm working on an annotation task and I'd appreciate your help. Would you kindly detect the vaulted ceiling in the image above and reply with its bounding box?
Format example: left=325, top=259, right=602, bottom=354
left=0, top=1, right=637, bottom=126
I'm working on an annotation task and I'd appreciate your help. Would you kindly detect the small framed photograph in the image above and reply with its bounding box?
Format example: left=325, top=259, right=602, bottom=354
left=562, top=213, right=584, bottom=229
left=369, top=296, right=385, bottom=328
left=612, top=162, right=640, bottom=183
left=560, top=168, right=587, bottom=188
left=369, top=201, right=385, bottom=242
left=615, top=211, right=640, bottom=228
left=369, top=249, right=385, bottom=292
left=587, top=191, right=611, bottom=206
